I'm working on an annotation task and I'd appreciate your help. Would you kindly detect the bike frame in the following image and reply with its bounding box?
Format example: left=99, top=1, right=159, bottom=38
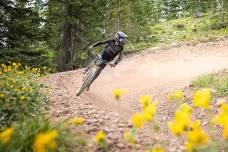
left=76, top=52, right=112, bottom=96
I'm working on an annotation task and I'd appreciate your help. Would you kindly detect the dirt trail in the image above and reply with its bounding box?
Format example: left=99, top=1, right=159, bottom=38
left=46, top=39, right=228, bottom=151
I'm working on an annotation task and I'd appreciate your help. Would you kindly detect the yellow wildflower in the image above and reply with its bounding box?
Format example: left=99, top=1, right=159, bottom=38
left=3, top=68, right=8, bottom=73
left=167, top=104, right=192, bottom=136
left=42, top=66, right=47, bottom=70
left=15, top=88, right=20, bottom=92
left=143, top=101, right=157, bottom=122
left=213, top=103, right=228, bottom=139
left=95, top=131, right=106, bottom=142
left=20, top=96, right=26, bottom=100
left=7, top=77, right=12, bottom=81
left=223, top=126, right=228, bottom=139
left=7, top=66, right=11, bottom=72
left=12, top=62, right=17, bottom=67
left=12, top=62, right=19, bottom=68
left=186, top=120, right=209, bottom=149
left=167, top=92, right=174, bottom=101
left=0, top=127, right=14, bottom=144
left=167, top=89, right=184, bottom=101
left=174, top=90, right=185, bottom=100
left=152, top=145, right=164, bottom=152
left=25, top=66, right=29, bottom=70
left=213, top=103, right=228, bottom=125
left=131, top=113, right=145, bottom=128
left=179, top=103, right=192, bottom=114
left=175, top=111, right=191, bottom=124
left=29, top=87, right=33, bottom=93
left=175, top=104, right=192, bottom=119
left=17, top=71, right=24, bottom=75
left=221, top=102, right=228, bottom=112
left=22, top=86, right=26, bottom=92
left=32, top=68, right=38, bottom=72
left=1, top=63, right=6, bottom=68
left=123, top=130, right=136, bottom=144
left=33, top=130, right=59, bottom=152
left=112, top=88, right=127, bottom=100
left=44, top=75, right=49, bottom=79
left=68, top=117, right=85, bottom=125
left=193, top=89, right=211, bottom=109
left=0, top=93, right=5, bottom=98
left=185, top=141, right=193, bottom=152
left=167, top=121, right=186, bottom=136
left=140, top=95, right=151, bottom=109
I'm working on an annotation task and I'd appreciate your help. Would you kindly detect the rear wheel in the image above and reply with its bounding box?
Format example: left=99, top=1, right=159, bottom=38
left=76, top=65, right=98, bottom=96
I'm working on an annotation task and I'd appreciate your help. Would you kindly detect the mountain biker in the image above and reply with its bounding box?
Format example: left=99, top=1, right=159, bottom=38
left=84, top=31, right=128, bottom=91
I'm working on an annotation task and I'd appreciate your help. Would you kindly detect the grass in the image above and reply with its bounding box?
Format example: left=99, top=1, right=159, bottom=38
left=125, top=15, right=228, bottom=53
left=191, top=71, right=228, bottom=97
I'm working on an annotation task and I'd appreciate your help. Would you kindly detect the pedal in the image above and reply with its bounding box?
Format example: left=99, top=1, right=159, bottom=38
left=82, top=73, right=87, bottom=81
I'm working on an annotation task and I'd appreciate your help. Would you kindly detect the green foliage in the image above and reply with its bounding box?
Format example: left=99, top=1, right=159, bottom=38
left=0, top=48, right=56, bottom=70
left=1, top=0, right=228, bottom=70
left=126, top=16, right=228, bottom=53
left=0, top=0, right=55, bottom=70
left=0, top=0, right=44, bottom=50
left=215, top=75, right=228, bottom=97
left=126, top=42, right=156, bottom=53
left=0, top=62, right=88, bottom=151
left=191, top=72, right=228, bottom=97
left=192, top=74, right=216, bottom=88
left=0, top=63, right=48, bottom=128
left=0, top=118, right=82, bottom=152
left=45, top=0, right=109, bottom=70
left=193, top=142, right=219, bottom=152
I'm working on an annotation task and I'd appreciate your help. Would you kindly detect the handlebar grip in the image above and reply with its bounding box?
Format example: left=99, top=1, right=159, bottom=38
left=89, top=49, right=110, bottom=65
left=88, top=49, right=96, bottom=57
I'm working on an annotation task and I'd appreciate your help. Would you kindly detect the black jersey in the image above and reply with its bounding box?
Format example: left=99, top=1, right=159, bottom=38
left=91, top=39, right=123, bottom=64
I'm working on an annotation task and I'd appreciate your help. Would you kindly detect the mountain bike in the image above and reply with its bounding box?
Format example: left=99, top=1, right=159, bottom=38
left=76, top=54, right=113, bottom=96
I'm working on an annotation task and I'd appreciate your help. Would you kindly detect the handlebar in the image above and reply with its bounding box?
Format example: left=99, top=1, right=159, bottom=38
left=90, top=50, right=114, bottom=67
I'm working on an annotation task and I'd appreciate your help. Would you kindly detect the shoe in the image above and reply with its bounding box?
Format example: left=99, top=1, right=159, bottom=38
left=84, top=66, right=90, bottom=74
left=83, top=70, right=87, bottom=75
left=83, top=73, right=86, bottom=81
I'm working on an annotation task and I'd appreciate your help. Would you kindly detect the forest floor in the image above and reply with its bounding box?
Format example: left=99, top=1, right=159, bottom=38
left=45, top=38, right=228, bottom=152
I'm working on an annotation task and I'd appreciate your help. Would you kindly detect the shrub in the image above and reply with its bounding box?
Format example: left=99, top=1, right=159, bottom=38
left=0, top=62, right=48, bottom=128
left=0, top=118, right=83, bottom=152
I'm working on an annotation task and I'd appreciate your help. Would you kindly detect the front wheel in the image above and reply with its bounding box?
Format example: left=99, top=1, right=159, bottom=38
left=76, top=65, right=98, bottom=96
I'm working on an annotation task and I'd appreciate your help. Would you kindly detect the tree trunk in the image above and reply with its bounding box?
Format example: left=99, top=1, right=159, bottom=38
left=220, top=0, right=225, bottom=22
left=105, top=0, right=110, bottom=38
left=57, top=1, right=73, bottom=71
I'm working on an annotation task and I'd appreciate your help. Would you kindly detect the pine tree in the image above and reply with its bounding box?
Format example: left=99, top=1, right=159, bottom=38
left=46, top=0, right=106, bottom=71
left=0, top=0, right=44, bottom=50
left=0, top=0, right=52, bottom=67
